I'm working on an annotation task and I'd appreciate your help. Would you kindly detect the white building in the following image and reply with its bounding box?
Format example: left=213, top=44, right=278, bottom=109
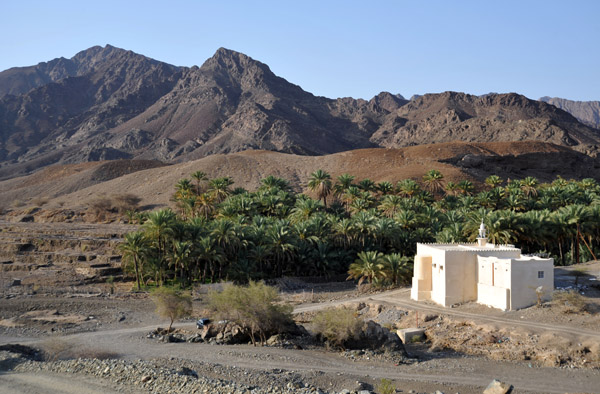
left=411, top=222, right=554, bottom=311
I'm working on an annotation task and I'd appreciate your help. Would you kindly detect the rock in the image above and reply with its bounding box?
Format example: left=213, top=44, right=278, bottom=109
left=423, top=314, right=438, bottom=322
left=266, top=334, right=282, bottom=346
left=483, top=379, right=513, bottom=394
left=435, top=390, right=445, bottom=394
left=176, top=366, right=198, bottom=379
left=164, top=334, right=185, bottom=343
left=10, top=279, right=21, bottom=286
left=141, top=375, right=152, bottom=382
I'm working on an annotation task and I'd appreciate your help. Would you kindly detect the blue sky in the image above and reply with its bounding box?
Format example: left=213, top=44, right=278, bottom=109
left=2, top=0, right=598, bottom=101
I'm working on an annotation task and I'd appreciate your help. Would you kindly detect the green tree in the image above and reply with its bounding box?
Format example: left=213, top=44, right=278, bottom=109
left=119, top=231, right=150, bottom=291
left=308, top=169, right=333, bottom=206
left=422, top=169, right=445, bottom=196
left=348, top=251, right=386, bottom=286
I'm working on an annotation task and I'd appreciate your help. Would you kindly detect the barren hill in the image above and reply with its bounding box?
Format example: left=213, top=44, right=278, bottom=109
left=1, top=45, right=599, bottom=181
left=540, top=96, right=600, bottom=129
left=1, top=141, right=598, bottom=214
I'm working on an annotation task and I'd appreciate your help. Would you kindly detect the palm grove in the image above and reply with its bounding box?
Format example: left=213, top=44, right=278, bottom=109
left=119, top=169, right=600, bottom=290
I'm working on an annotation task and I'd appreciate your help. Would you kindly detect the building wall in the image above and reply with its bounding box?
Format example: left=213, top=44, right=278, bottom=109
left=510, top=258, right=554, bottom=310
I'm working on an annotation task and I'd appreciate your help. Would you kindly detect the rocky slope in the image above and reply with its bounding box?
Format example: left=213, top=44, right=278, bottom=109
left=1, top=141, right=598, bottom=214
left=1, top=45, right=599, bottom=180
left=540, top=96, right=600, bottom=129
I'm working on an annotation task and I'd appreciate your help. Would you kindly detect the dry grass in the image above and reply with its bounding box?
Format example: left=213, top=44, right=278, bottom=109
left=552, top=290, right=589, bottom=313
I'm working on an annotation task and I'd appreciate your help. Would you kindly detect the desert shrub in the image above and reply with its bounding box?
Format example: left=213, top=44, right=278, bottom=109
left=208, top=281, right=294, bottom=345
left=553, top=290, right=588, bottom=313
left=30, top=196, right=49, bottom=207
left=312, top=307, right=363, bottom=349
left=376, top=378, right=396, bottom=394
left=112, top=193, right=141, bottom=213
left=89, top=196, right=113, bottom=220
left=151, top=287, right=193, bottom=331
left=11, top=199, right=24, bottom=208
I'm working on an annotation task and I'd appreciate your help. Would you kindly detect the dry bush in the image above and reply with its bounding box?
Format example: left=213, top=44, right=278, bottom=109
left=89, top=196, right=113, bottom=220
left=111, top=193, right=141, bottom=213
left=208, top=281, right=294, bottom=345
left=553, top=290, right=588, bottom=313
left=11, top=199, right=24, bottom=208
left=151, top=287, right=193, bottom=332
left=30, top=197, right=49, bottom=207
left=312, top=307, right=364, bottom=349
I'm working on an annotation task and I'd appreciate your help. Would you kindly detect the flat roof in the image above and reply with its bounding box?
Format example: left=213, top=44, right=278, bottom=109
left=417, top=242, right=519, bottom=252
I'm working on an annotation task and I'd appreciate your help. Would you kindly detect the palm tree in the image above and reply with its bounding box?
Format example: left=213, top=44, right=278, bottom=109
left=382, top=253, right=412, bottom=286
left=334, top=174, right=355, bottom=198
left=208, top=177, right=234, bottom=203
left=376, top=181, right=394, bottom=196
left=457, top=180, right=474, bottom=196
left=422, top=170, right=445, bottom=196
left=169, top=241, right=193, bottom=286
left=119, top=231, right=150, bottom=290
left=266, top=221, right=297, bottom=276
left=397, top=179, right=421, bottom=198
left=191, top=171, right=208, bottom=195
left=445, top=181, right=461, bottom=197
left=289, top=197, right=323, bottom=223
left=144, top=209, right=177, bottom=285
left=347, top=251, right=386, bottom=286
left=308, top=169, right=333, bottom=206
left=378, top=195, right=404, bottom=218
left=485, top=175, right=503, bottom=189
left=520, top=176, right=539, bottom=197
left=260, top=175, right=291, bottom=192
left=358, top=178, right=376, bottom=193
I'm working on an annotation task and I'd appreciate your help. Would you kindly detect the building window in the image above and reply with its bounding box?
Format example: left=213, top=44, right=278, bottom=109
left=538, top=271, right=544, bottom=279
left=433, top=264, right=436, bottom=268
left=440, top=266, right=444, bottom=271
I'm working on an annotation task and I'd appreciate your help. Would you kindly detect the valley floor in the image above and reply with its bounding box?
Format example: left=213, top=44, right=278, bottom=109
left=1, top=273, right=600, bottom=394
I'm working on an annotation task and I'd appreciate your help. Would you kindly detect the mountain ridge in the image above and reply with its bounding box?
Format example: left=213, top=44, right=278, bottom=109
left=0, top=45, right=599, bottom=180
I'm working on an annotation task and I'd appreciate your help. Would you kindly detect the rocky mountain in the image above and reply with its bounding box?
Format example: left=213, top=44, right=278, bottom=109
left=0, top=45, right=599, bottom=180
left=539, top=96, right=600, bottom=129
left=372, top=92, right=600, bottom=149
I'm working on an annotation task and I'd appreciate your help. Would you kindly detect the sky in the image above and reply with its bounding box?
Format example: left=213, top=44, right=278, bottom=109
left=1, top=0, right=599, bottom=101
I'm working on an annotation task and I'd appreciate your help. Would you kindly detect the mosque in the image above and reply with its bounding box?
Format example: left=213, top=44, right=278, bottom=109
left=410, top=221, right=554, bottom=311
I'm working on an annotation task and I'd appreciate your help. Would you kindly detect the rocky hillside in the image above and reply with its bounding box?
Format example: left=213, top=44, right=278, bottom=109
left=540, top=96, right=600, bottom=129
left=1, top=141, right=598, bottom=214
left=1, top=45, right=599, bottom=180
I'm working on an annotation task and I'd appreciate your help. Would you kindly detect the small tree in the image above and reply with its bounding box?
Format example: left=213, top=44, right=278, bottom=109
left=151, top=287, right=192, bottom=332
left=208, top=281, right=293, bottom=345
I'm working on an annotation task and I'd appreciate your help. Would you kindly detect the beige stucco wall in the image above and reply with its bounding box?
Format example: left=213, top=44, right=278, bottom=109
left=510, top=257, right=554, bottom=310
left=411, top=255, right=432, bottom=301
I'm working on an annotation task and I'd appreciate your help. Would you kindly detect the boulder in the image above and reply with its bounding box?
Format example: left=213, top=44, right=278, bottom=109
left=483, top=379, right=513, bottom=394
left=345, top=321, right=408, bottom=356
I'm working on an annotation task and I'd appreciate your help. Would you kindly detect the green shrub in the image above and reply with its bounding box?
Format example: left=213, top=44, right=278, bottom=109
left=208, top=281, right=294, bottom=345
left=312, top=307, right=363, bottom=349
left=376, top=378, right=396, bottom=394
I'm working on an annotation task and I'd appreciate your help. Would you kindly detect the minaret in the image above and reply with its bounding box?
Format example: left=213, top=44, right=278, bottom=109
left=477, top=219, right=488, bottom=247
